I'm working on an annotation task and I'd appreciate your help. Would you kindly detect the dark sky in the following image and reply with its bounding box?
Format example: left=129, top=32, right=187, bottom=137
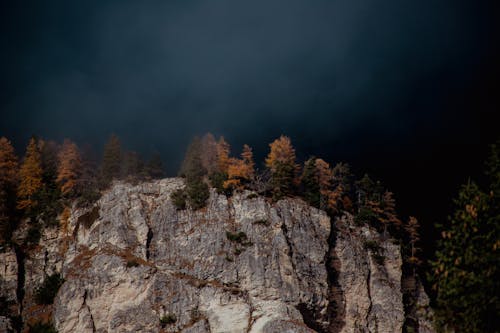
left=1, top=0, right=499, bottom=250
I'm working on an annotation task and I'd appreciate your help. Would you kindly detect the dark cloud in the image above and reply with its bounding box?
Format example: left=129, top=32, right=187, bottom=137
left=1, top=0, right=499, bottom=243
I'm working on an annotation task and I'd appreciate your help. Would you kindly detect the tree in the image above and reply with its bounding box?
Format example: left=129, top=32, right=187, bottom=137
left=332, top=162, right=353, bottom=212
left=431, top=143, right=500, bottom=332
left=121, top=150, right=144, bottom=180
left=380, top=191, right=402, bottom=235
left=265, top=135, right=298, bottom=200
left=404, top=216, right=421, bottom=270
left=200, top=133, right=218, bottom=175
left=39, top=140, right=59, bottom=187
left=223, top=145, right=255, bottom=191
left=17, top=137, right=43, bottom=211
left=179, top=136, right=204, bottom=177
left=216, top=136, right=231, bottom=174
left=100, top=134, right=122, bottom=188
left=0, top=137, right=19, bottom=242
left=145, top=152, right=164, bottom=179
left=301, top=158, right=321, bottom=207
left=179, top=136, right=209, bottom=209
left=57, top=139, right=82, bottom=197
left=78, top=145, right=100, bottom=206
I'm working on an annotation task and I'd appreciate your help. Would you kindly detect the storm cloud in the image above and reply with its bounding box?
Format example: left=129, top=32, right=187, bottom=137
left=1, top=0, right=498, bottom=232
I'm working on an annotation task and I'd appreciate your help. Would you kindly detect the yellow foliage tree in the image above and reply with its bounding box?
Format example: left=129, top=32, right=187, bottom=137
left=17, top=137, right=43, bottom=210
left=265, top=135, right=298, bottom=199
left=57, top=139, right=82, bottom=196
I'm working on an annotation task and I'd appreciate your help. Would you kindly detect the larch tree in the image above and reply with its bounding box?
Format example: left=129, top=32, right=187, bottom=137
left=0, top=137, right=19, bottom=242
left=57, top=139, right=82, bottom=197
left=216, top=136, right=231, bottom=174
left=265, top=135, right=298, bottom=200
left=223, top=144, right=255, bottom=191
left=208, top=136, right=231, bottom=193
left=201, top=133, right=218, bottom=175
left=404, top=216, right=421, bottom=270
left=100, top=134, right=122, bottom=188
left=17, top=137, right=44, bottom=211
left=381, top=191, right=402, bottom=235
left=332, top=162, right=353, bottom=212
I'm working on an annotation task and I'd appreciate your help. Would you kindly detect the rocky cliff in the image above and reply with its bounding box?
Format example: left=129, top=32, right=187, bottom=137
left=0, top=179, right=434, bottom=333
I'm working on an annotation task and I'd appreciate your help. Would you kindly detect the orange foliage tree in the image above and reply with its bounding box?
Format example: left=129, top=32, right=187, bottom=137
left=17, top=137, right=44, bottom=210
left=223, top=145, right=255, bottom=191
left=57, top=139, right=82, bottom=197
left=216, top=136, right=231, bottom=174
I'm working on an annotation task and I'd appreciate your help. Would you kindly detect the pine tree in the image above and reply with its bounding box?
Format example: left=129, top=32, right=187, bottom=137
left=179, top=136, right=209, bottom=209
left=179, top=136, right=204, bottom=177
left=17, top=137, right=44, bottom=211
left=265, top=135, right=298, bottom=200
left=0, top=137, right=19, bottom=243
left=431, top=143, right=500, bottom=332
left=301, top=158, right=321, bottom=207
left=121, top=151, right=144, bottom=180
left=332, top=162, right=353, bottom=212
left=78, top=145, right=100, bottom=206
left=57, top=139, right=82, bottom=197
left=100, top=134, right=122, bottom=188
left=145, top=152, right=164, bottom=179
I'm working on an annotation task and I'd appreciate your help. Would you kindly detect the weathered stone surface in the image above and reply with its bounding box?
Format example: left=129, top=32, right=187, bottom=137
left=0, top=179, right=436, bottom=332
left=331, top=214, right=405, bottom=333
left=0, top=249, right=17, bottom=303
left=53, top=179, right=332, bottom=332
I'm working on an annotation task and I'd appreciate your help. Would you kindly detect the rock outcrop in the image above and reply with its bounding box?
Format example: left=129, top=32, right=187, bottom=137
left=0, top=179, right=435, bottom=332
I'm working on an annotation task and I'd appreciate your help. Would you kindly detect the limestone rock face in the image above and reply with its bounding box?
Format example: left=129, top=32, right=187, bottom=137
left=54, top=179, right=331, bottom=332
left=0, top=249, right=18, bottom=304
left=329, top=214, right=405, bottom=333
left=0, top=179, right=436, bottom=332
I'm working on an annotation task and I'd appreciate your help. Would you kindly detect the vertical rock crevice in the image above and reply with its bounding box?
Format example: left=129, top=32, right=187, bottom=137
left=13, top=244, right=25, bottom=333
left=146, top=227, right=153, bottom=261
left=326, top=222, right=345, bottom=333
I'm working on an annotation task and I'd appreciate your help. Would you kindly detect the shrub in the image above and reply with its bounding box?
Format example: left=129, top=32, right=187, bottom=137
left=171, top=189, right=187, bottom=210
left=28, top=322, right=58, bottom=333
left=209, top=172, right=228, bottom=194
left=253, top=219, right=269, bottom=226
left=246, top=193, right=259, bottom=199
left=126, top=260, right=139, bottom=268
left=355, top=207, right=378, bottom=226
left=34, top=273, right=64, bottom=305
left=160, top=313, right=177, bottom=327
left=363, top=240, right=380, bottom=252
left=187, top=179, right=210, bottom=210
left=26, top=224, right=41, bottom=245
left=226, top=231, right=248, bottom=243
left=372, top=252, right=386, bottom=265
